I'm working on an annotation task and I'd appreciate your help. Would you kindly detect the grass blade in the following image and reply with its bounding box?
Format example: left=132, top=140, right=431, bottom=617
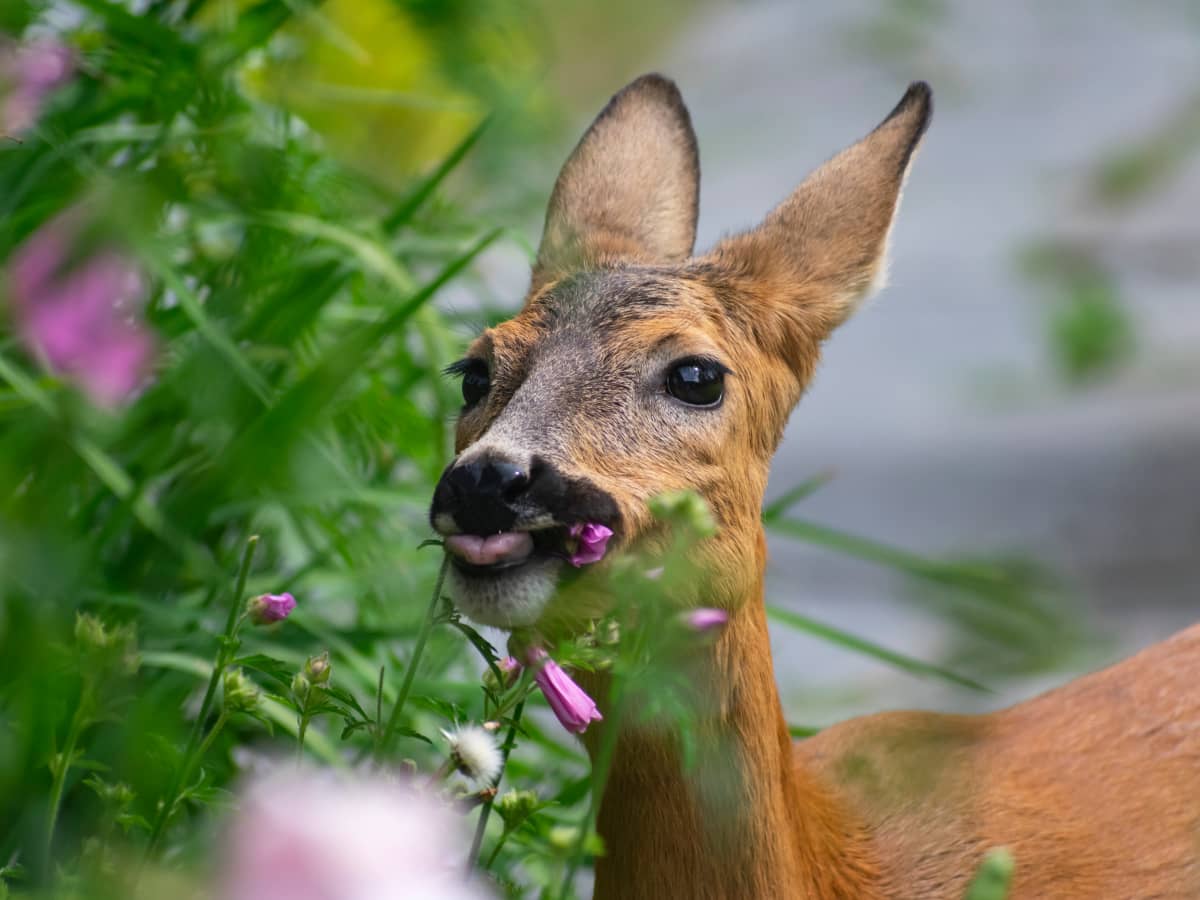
left=761, top=469, right=835, bottom=523
left=766, top=516, right=1013, bottom=592
left=383, top=117, right=491, bottom=234
left=767, top=603, right=989, bottom=692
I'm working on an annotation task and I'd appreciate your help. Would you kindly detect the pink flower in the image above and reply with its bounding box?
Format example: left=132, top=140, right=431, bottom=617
left=1, top=39, right=74, bottom=136
left=526, top=646, right=602, bottom=735
left=683, top=608, right=729, bottom=633
left=223, top=769, right=491, bottom=900
left=4, top=208, right=155, bottom=406
left=567, top=522, right=613, bottom=567
left=248, top=592, right=296, bottom=625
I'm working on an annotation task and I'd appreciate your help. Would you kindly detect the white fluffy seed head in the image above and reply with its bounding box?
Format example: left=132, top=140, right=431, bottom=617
left=442, top=724, right=503, bottom=786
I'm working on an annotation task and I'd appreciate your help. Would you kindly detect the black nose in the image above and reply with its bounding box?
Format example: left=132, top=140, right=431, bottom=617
left=431, top=454, right=531, bottom=534
left=450, top=457, right=528, bottom=501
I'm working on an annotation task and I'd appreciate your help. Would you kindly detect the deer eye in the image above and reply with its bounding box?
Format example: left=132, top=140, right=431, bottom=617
left=446, top=358, right=491, bottom=407
left=666, top=357, right=728, bottom=408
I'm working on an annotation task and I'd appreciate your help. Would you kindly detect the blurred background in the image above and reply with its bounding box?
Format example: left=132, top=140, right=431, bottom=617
left=473, top=0, right=1200, bottom=721
left=1, top=0, right=1197, bottom=895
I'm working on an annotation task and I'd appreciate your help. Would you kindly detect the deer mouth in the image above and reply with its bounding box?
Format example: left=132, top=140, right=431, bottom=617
left=439, top=526, right=593, bottom=628
left=444, top=531, right=533, bottom=571
left=443, top=528, right=572, bottom=576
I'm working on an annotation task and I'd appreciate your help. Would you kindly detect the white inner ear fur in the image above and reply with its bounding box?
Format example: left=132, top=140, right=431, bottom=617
left=847, top=143, right=923, bottom=317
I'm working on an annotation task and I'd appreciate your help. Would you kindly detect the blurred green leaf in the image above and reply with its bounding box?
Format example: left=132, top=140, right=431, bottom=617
left=767, top=604, right=988, bottom=692
left=762, top=470, right=835, bottom=523
left=964, top=847, right=1016, bottom=900
left=1019, top=242, right=1135, bottom=384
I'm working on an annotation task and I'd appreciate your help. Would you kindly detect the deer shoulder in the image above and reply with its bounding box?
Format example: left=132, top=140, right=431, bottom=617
left=798, top=623, right=1200, bottom=898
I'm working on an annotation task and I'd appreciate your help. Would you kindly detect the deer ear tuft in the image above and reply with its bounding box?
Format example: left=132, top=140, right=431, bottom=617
left=705, top=81, right=932, bottom=335
left=533, top=74, right=700, bottom=289
left=879, top=80, right=933, bottom=174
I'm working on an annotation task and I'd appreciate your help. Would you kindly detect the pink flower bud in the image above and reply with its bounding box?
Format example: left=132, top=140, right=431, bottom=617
left=683, top=608, right=729, bottom=633
left=248, top=592, right=296, bottom=625
left=526, top=646, right=602, bottom=735
left=567, top=522, right=613, bottom=567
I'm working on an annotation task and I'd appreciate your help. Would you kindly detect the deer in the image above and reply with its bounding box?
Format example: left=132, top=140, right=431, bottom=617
left=428, top=74, right=1200, bottom=899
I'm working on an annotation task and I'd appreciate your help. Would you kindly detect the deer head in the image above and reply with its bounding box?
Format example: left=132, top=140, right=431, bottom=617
left=430, top=75, right=931, bottom=632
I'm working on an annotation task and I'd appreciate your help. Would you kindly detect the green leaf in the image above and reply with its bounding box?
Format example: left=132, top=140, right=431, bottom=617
left=234, top=653, right=296, bottom=690
left=383, top=117, right=491, bottom=233
left=964, top=848, right=1016, bottom=900
left=766, top=605, right=988, bottom=692
left=390, top=726, right=432, bottom=746
left=761, top=470, right=835, bottom=523
left=139, top=650, right=212, bottom=679
left=340, top=720, right=373, bottom=740
left=263, top=692, right=300, bottom=714
left=765, top=516, right=1014, bottom=593
left=116, top=812, right=152, bottom=834
left=445, top=616, right=501, bottom=678
left=323, top=685, right=369, bottom=722
left=788, top=724, right=821, bottom=739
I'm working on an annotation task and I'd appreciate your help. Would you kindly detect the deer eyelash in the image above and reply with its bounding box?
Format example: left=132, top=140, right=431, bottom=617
left=443, top=358, right=485, bottom=378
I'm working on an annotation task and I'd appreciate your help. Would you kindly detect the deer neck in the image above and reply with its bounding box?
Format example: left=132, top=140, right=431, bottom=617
left=582, top=572, right=883, bottom=900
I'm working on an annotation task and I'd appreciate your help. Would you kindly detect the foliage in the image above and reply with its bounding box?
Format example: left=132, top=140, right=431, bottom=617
left=1020, top=243, right=1135, bottom=385
left=964, top=848, right=1015, bottom=900
left=0, top=0, right=569, bottom=893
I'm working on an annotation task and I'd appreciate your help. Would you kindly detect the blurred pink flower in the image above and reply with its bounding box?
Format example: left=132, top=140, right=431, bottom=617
left=248, top=592, right=296, bottom=625
left=526, top=646, right=602, bottom=735
left=567, top=522, right=613, bottom=567
left=223, top=769, right=491, bottom=900
left=5, top=208, right=154, bottom=406
left=683, top=608, right=729, bottom=633
left=1, top=38, right=74, bottom=136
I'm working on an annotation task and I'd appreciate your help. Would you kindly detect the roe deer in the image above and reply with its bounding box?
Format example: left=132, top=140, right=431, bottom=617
left=429, top=75, right=1200, bottom=899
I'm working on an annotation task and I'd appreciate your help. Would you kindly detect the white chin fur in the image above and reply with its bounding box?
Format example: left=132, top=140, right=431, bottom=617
left=447, top=557, right=561, bottom=629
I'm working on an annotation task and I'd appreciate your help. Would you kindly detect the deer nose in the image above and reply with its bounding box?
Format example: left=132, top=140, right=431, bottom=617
left=431, top=454, right=531, bottom=535
left=449, top=457, right=528, bottom=501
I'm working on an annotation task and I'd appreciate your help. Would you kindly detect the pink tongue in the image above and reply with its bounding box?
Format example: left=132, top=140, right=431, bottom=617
left=445, top=532, right=534, bottom=566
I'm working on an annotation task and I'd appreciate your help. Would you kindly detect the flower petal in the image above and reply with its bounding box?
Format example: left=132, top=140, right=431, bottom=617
left=527, top=647, right=602, bottom=735
left=567, top=522, right=613, bottom=567
left=683, top=608, right=729, bottom=633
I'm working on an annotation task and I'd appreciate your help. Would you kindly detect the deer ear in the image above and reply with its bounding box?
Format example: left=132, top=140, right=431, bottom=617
left=707, top=82, right=932, bottom=331
left=533, top=74, right=700, bottom=289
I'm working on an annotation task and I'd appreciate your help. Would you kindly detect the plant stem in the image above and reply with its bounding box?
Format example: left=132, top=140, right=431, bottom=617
left=484, top=823, right=514, bottom=871
left=187, top=710, right=229, bottom=780
left=147, top=707, right=230, bottom=863
left=376, top=556, right=448, bottom=759
left=145, top=536, right=257, bottom=857
left=193, top=709, right=229, bottom=764
left=558, top=695, right=622, bottom=900
left=468, top=699, right=525, bottom=874
left=296, top=713, right=310, bottom=763
left=42, top=689, right=89, bottom=874
left=375, top=665, right=384, bottom=743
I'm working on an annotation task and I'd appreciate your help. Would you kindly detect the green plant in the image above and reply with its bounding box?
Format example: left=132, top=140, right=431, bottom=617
left=0, top=4, right=1081, bottom=897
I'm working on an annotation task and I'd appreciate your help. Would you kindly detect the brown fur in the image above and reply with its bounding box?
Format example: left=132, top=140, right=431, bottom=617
left=452, top=75, right=1200, bottom=897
